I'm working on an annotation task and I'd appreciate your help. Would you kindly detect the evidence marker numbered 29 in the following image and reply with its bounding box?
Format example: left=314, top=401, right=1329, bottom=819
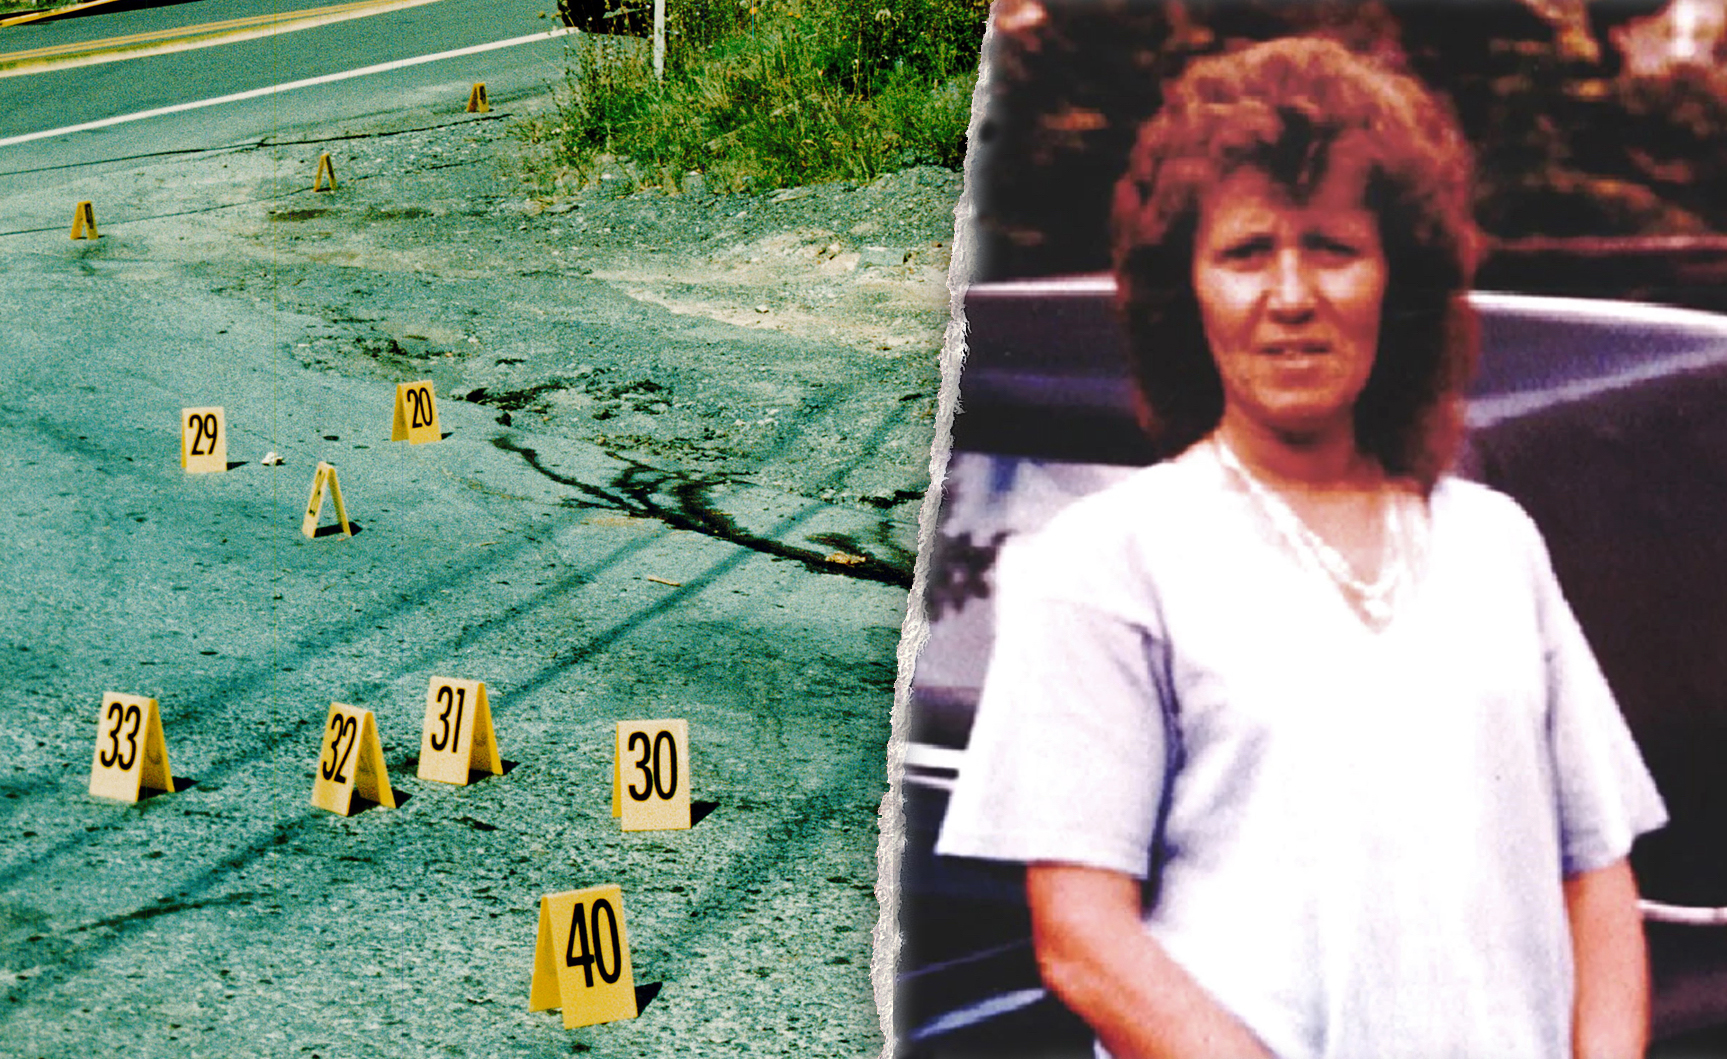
left=309, top=702, right=396, bottom=815
left=611, top=719, right=691, bottom=831
left=529, top=884, right=638, bottom=1029
left=89, top=692, right=174, bottom=803
left=180, top=406, right=227, bottom=474
left=417, top=675, right=503, bottom=786
left=390, top=380, right=441, bottom=445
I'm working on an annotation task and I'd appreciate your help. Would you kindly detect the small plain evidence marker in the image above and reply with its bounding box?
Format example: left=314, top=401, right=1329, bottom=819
left=466, top=82, right=489, bottom=113
left=529, top=884, right=638, bottom=1028
left=69, top=200, right=97, bottom=240
left=89, top=692, right=174, bottom=802
left=310, top=702, right=395, bottom=815
left=313, top=152, right=337, bottom=192
left=180, top=406, right=227, bottom=473
left=390, top=380, right=441, bottom=444
left=417, top=676, right=503, bottom=785
left=301, top=461, right=352, bottom=538
left=611, top=719, right=690, bottom=831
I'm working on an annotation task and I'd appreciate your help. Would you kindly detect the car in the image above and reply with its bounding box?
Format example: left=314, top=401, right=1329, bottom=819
left=897, top=276, right=1727, bottom=1057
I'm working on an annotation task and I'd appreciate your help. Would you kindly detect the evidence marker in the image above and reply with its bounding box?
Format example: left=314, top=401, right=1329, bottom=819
left=611, top=719, right=690, bottom=831
left=466, top=83, right=489, bottom=113
left=69, top=200, right=97, bottom=240
left=390, top=380, right=441, bottom=444
left=310, top=702, right=395, bottom=815
left=89, top=692, right=173, bottom=802
left=313, top=152, right=337, bottom=192
left=302, top=461, right=352, bottom=538
left=180, top=406, right=227, bottom=473
left=529, top=884, right=638, bottom=1029
left=417, top=676, right=503, bottom=786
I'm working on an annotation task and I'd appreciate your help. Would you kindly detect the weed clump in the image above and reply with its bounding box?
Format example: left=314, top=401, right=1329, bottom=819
left=518, top=0, right=985, bottom=194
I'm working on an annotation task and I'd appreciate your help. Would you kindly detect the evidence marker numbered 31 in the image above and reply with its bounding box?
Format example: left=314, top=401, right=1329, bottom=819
left=529, top=884, right=638, bottom=1029
left=180, top=406, right=226, bottom=474
left=391, top=380, right=441, bottom=444
left=89, top=692, right=174, bottom=802
left=310, top=702, right=396, bottom=815
left=417, top=676, right=503, bottom=786
left=611, top=719, right=691, bottom=831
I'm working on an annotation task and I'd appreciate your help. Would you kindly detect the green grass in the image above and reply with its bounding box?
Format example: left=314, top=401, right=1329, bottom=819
left=516, top=0, right=985, bottom=195
left=0, top=0, right=48, bottom=14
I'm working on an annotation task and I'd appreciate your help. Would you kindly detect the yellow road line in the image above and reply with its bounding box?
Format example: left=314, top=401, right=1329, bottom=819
left=0, top=0, right=446, bottom=75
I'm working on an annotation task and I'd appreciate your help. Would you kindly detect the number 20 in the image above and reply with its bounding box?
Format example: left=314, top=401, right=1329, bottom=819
left=407, top=386, right=432, bottom=429
left=626, top=730, right=676, bottom=802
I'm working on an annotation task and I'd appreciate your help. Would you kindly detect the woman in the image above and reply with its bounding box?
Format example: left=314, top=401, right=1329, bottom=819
left=935, top=37, right=1667, bottom=1059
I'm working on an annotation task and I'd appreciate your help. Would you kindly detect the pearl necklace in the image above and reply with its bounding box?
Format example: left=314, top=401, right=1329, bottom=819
left=1213, top=436, right=1414, bottom=628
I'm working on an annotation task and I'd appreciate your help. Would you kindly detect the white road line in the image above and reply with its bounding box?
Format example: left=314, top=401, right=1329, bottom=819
left=0, top=26, right=575, bottom=149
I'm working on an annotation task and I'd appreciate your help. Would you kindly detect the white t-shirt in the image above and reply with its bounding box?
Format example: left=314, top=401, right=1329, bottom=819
left=935, top=448, right=1668, bottom=1059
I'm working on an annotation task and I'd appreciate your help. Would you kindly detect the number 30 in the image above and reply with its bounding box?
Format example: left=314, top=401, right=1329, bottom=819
left=626, top=730, right=676, bottom=802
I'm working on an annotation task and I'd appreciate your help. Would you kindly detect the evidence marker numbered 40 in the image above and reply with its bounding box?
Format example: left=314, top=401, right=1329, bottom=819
left=180, top=406, right=226, bottom=474
left=417, top=676, right=503, bottom=786
left=529, top=884, right=638, bottom=1029
left=611, top=719, right=691, bottom=831
left=89, top=692, right=174, bottom=802
left=391, top=380, right=441, bottom=444
left=310, top=702, right=396, bottom=815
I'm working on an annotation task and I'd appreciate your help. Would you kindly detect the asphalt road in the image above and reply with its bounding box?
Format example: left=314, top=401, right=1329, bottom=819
left=0, top=3, right=935, bottom=1056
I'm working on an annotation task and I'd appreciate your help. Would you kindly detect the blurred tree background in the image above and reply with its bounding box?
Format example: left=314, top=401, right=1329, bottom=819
left=971, top=0, right=1727, bottom=306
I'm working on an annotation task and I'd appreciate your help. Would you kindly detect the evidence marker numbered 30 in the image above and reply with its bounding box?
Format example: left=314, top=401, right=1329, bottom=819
left=417, top=676, right=503, bottom=786
left=611, top=719, right=691, bottom=831
left=310, top=702, right=396, bottom=815
left=391, top=380, right=441, bottom=444
left=180, top=406, right=226, bottom=474
left=529, top=884, right=638, bottom=1029
left=89, top=692, right=174, bottom=802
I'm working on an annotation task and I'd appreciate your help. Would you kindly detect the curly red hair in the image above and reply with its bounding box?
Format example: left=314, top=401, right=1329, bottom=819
left=1111, top=36, right=1481, bottom=486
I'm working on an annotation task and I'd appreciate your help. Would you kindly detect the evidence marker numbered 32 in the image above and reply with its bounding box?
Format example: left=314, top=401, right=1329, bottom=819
left=89, top=692, right=174, bottom=802
left=310, top=702, right=396, bottom=815
left=391, top=380, right=441, bottom=444
left=417, top=676, right=503, bottom=786
left=611, top=719, right=691, bottom=831
left=529, top=884, right=638, bottom=1029
left=180, top=406, right=226, bottom=474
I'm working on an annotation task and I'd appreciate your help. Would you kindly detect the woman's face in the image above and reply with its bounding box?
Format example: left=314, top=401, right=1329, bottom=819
left=1192, top=163, right=1387, bottom=447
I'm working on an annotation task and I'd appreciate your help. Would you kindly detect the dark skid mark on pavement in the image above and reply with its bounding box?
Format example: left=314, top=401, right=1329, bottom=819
left=494, top=438, right=913, bottom=588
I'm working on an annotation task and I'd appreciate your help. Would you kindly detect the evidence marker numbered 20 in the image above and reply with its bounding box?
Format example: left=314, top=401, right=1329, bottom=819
left=89, top=692, right=174, bottom=803
left=529, top=884, right=638, bottom=1029
left=180, top=406, right=226, bottom=474
left=417, top=676, right=503, bottom=786
left=390, top=380, right=441, bottom=444
left=611, top=719, right=691, bottom=831
left=309, top=702, right=396, bottom=815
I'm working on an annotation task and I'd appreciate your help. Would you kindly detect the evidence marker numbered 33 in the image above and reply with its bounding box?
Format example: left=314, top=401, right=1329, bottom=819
left=89, top=692, right=174, bottom=802
left=611, top=719, right=691, bottom=831
left=310, top=702, right=396, bottom=815
left=180, top=406, right=226, bottom=474
left=391, top=380, right=441, bottom=444
left=529, top=884, right=638, bottom=1029
left=417, top=676, right=503, bottom=786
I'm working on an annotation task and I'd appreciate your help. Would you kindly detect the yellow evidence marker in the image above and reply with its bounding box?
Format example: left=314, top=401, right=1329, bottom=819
left=529, top=885, right=638, bottom=1029
left=301, top=461, right=352, bottom=538
left=611, top=719, right=690, bottom=831
left=390, top=380, right=441, bottom=444
left=313, top=152, right=337, bottom=192
left=89, top=692, right=174, bottom=802
left=310, top=702, right=396, bottom=815
left=466, top=82, right=490, bottom=113
left=180, top=406, right=227, bottom=473
left=69, top=200, right=97, bottom=239
left=416, top=676, right=503, bottom=785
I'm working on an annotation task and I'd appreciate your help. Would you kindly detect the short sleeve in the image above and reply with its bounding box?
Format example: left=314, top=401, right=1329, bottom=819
left=1529, top=523, right=1669, bottom=876
left=934, top=529, right=1173, bottom=879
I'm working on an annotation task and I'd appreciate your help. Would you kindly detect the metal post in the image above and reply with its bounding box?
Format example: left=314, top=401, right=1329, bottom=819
left=653, top=0, right=665, bottom=80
